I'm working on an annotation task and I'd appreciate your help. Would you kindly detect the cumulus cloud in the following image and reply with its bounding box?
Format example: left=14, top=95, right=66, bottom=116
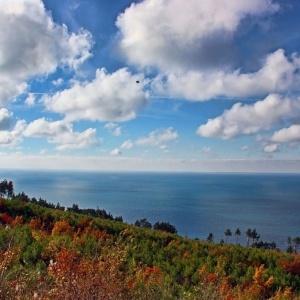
left=0, top=120, right=25, bottom=146
left=121, top=140, right=133, bottom=149
left=151, top=50, right=300, bottom=101
left=0, top=108, right=13, bottom=130
left=104, top=122, right=122, bottom=136
left=117, top=0, right=278, bottom=72
left=271, top=125, right=300, bottom=143
left=0, top=0, right=93, bottom=105
left=110, top=148, right=122, bottom=156
left=25, top=93, right=36, bottom=106
left=197, top=94, right=300, bottom=139
left=24, top=118, right=99, bottom=151
left=52, top=78, right=64, bottom=87
left=120, top=128, right=178, bottom=152
left=135, top=127, right=178, bottom=146
left=43, top=68, right=147, bottom=122
left=264, top=144, right=279, bottom=153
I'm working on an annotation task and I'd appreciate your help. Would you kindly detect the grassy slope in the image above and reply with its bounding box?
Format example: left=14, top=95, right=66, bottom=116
left=0, top=197, right=300, bottom=299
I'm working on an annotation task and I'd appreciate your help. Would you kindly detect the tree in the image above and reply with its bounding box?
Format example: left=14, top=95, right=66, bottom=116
left=0, top=180, right=8, bottom=198
left=246, top=228, right=252, bottom=247
left=246, top=228, right=260, bottom=247
left=251, top=228, right=260, bottom=244
left=292, top=237, right=300, bottom=253
left=68, top=203, right=80, bottom=213
left=287, top=236, right=293, bottom=253
left=135, top=218, right=152, bottom=229
left=207, top=233, right=214, bottom=243
left=153, top=221, right=177, bottom=234
left=235, top=228, right=241, bottom=245
left=7, top=181, right=14, bottom=199
left=224, top=228, right=232, bottom=243
left=114, top=216, right=123, bottom=222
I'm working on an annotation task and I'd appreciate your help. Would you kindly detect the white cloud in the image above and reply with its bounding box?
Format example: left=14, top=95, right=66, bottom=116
left=264, top=144, right=279, bottom=153
left=201, top=147, right=212, bottom=153
left=151, top=50, right=300, bottom=101
left=135, top=127, right=178, bottom=146
left=119, top=128, right=178, bottom=152
left=271, top=125, right=300, bottom=143
left=1, top=154, right=300, bottom=173
left=117, top=0, right=278, bottom=72
left=0, top=120, right=25, bottom=146
left=43, top=68, right=147, bottom=122
left=0, top=0, right=93, bottom=105
left=104, top=122, right=122, bottom=136
left=121, top=140, right=133, bottom=149
left=24, top=118, right=99, bottom=151
left=110, top=148, right=122, bottom=156
left=52, top=78, right=64, bottom=86
left=0, top=108, right=13, bottom=130
left=197, top=94, right=300, bottom=139
left=25, top=93, right=36, bottom=106
left=159, top=145, right=169, bottom=153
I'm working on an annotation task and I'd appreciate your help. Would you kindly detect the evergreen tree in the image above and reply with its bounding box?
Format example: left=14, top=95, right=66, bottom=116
left=246, top=228, right=252, bottom=247
left=7, top=181, right=14, bottom=199
left=207, top=232, right=214, bottom=242
left=235, top=228, right=241, bottom=245
left=135, top=218, right=152, bottom=229
left=224, top=228, right=232, bottom=243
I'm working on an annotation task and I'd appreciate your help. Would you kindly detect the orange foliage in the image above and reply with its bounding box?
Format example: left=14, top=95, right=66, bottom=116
left=278, top=256, right=300, bottom=276
left=243, top=264, right=274, bottom=299
left=47, top=247, right=128, bottom=299
left=12, top=215, right=23, bottom=226
left=29, top=218, right=42, bottom=231
left=91, top=229, right=110, bottom=240
left=51, top=220, right=73, bottom=236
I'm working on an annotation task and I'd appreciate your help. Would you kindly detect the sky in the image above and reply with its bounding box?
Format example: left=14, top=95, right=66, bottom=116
left=1, top=0, right=300, bottom=173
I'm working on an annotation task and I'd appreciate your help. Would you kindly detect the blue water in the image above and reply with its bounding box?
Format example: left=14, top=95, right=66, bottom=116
left=1, top=169, right=300, bottom=250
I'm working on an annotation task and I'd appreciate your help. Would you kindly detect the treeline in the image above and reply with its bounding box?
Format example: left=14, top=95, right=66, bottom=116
left=207, top=228, right=278, bottom=251
left=1, top=178, right=122, bottom=222
left=1, top=179, right=177, bottom=234
left=3, top=179, right=300, bottom=251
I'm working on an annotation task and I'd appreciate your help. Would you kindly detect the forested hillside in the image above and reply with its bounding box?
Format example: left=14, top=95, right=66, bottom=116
left=0, top=181, right=300, bottom=299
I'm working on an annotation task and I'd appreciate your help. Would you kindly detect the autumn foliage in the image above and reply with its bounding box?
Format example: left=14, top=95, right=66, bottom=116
left=1, top=196, right=300, bottom=299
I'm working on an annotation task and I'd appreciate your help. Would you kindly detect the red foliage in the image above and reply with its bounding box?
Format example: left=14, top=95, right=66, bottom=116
left=207, top=273, right=218, bottom=283
left=0, top=212, right=13, bottom=225
left=278, top=256, right=300, bottom=276
left=145, top=266, right=162, bottom=277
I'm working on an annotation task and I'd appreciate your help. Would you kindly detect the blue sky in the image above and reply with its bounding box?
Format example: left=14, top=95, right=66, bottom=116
left=1, top=0, right=300, bottom=172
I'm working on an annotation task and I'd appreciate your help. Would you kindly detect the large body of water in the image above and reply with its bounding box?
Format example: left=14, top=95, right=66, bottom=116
left=1, top=170, right=300, bottom=250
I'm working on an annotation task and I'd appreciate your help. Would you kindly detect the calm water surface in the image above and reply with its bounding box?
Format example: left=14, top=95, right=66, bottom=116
left=2, top=170, right=300, bottom=250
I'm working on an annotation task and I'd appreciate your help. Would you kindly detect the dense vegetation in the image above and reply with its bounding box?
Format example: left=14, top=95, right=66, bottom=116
left=1, top=179, right=300, bottom=299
